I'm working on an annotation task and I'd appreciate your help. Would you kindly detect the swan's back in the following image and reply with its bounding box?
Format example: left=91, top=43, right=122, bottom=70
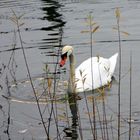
left=75, top=53, right=118, bottom=92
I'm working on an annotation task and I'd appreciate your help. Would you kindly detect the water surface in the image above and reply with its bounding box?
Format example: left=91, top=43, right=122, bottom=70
left=1, top=0, right=140, bottom=139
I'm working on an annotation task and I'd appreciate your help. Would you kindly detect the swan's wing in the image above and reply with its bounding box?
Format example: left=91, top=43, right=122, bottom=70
left=75, top=58, right=96, bottom=92
left=109, top=53, right=118, bottom=76
left=75, top=57, right=112, bottom=92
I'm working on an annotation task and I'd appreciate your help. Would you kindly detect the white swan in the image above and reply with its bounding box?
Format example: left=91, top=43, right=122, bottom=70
left=59, top=45, right=118, bottom=93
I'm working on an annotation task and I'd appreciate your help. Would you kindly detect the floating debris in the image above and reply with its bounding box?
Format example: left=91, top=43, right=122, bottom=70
left=125, top=118, right=140, bottom=123
left=18, top=129, right=28, bottom=134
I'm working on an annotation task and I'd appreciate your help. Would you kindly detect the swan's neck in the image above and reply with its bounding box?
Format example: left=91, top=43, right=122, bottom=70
left=68, top=54, right=76, bottom=94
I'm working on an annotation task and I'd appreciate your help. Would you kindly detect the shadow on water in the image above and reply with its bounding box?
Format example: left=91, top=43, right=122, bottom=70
left=38, top=0, right=67, bottom=76
left=39, top=0, right=66, bottom=50
left=41, top=0, right=66, bottom=31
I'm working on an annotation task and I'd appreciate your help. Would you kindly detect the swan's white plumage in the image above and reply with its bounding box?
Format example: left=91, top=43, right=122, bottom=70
left=75, top=53, right=118, bottom=92
left=60, top=45, right=118, bottom=93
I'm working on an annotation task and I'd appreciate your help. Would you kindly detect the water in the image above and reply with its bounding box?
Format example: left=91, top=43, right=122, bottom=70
left=1, top=0, right=140, bottom=139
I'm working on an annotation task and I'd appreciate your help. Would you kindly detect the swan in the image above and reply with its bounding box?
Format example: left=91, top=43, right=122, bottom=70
left=59, top=45, right=118, bottom=93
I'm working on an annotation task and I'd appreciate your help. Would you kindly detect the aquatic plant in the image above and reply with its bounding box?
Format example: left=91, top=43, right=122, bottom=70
left=115, top=7, right=122, bottom=140
left=115, top=7, right=132, bottom=140
left=10, top=10, right=50, bottom=139
left=81, top=14, right=100, bottom=139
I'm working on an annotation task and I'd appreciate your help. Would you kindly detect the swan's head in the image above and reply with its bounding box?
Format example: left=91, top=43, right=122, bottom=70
left=59, top=45, right=73, bottom=67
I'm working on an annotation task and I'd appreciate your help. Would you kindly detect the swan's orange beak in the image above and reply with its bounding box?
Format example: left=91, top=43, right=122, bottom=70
left=59, top=55, right=67, bottom=67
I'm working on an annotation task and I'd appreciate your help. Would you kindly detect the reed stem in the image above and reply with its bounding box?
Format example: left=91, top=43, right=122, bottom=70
left=116, top=8, right=121, bottom=140
left=129, top=51, right=132, bottom=140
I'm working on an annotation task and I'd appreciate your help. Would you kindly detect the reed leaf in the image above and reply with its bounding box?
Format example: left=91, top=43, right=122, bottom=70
left=57, top=107, right=66, bottom=111
left=121, top=31, right=130, bottom=36
left=10, top=17, right=18, bottom=24
left=87, top=96, right=94, bottom=102
left=79, top=69, right=83, bottom=77
left=75, top=78, right=80, bottom=83
left=82, top=77, right=86, bottom=84
left=115, top=8, right=120, bottom=19
left=57, top=114, right=67, bottom=121
left=19, top=23, right=24, bottom=27
left=92, top=26, right=100, bottom=33
left=81, top=30, right=90, bottom=33
left=18, top=13, right=25, bottom=19
left=91, top=22, right=97, bottom=26
left=83, top=74, right=87, bottom=79
left=113, top=27, right=130, bottom=36
left=47, top=78, right=52, bottom=92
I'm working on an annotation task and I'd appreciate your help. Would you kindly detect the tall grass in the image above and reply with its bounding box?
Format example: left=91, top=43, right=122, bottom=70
left=81, top=14, right=100, bottom=139
left=81, top=13, right=115, bottom=140
left=10, top=11, right=50, bottom=139
left=115, top=8, right=132, bottom=140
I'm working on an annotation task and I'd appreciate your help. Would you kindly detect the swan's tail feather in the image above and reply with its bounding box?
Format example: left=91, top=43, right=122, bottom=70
left=109, top=53, right=118, bottom=76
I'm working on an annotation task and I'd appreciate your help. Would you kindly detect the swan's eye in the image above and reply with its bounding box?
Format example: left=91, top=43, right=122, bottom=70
left=61, top=52, right=67, bottom=60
